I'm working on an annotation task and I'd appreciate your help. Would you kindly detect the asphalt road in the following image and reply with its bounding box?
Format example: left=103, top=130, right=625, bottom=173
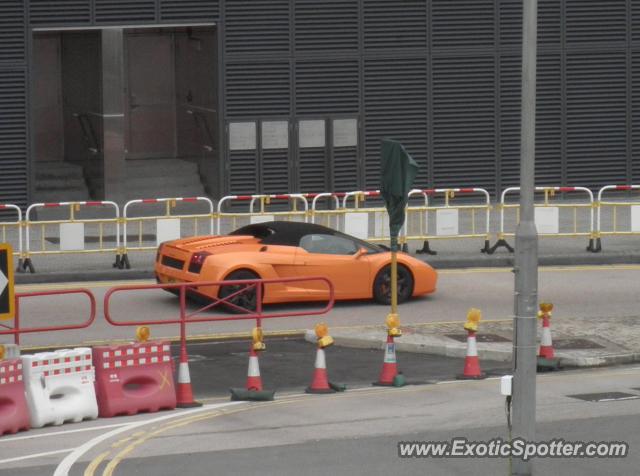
left=10, top=264, right=640, bottom=348
left=2, top=363, right=639, bottom=476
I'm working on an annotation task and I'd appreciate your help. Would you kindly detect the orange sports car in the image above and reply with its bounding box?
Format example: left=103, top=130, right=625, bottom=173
left=155, top=221, right=437, bottom=309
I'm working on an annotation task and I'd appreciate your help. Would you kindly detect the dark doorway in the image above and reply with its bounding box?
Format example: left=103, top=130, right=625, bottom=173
left=31, top=25, right=219, bottom=202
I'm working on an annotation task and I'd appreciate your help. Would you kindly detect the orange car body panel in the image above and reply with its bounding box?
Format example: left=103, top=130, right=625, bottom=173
left=155, top=234, right=437, bottom=304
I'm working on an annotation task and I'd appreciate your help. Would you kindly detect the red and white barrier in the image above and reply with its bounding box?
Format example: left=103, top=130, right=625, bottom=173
left=23, top=201, right=120, bottom=273
left=341, top=190, right=383, bottom=241
left=594, top=184, right=640, bottom=252
left=216, top=193, right=309, bottom=234
left=0, top=358, right=30, bottom=435
left=21, top=348, right=98, bottom=427
left=92, top=341, right=176, bottom=417
left=490, top=186, right=595, bottom=254
left=0, top=203, right=23, bottom=270
left=121, top=196, right=214, bottom=268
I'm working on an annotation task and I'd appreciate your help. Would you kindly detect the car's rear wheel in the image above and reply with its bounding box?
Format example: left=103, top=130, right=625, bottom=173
left=373, top=264, right=414, bottom=305
left=218, top=269, right=261, bottom=313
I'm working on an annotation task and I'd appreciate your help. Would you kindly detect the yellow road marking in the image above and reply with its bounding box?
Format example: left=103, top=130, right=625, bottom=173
left=83, top=451, right=110, bottom=476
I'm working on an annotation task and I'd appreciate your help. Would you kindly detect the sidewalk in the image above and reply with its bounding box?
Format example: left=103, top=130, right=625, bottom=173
left=318, top=314, right=640, bottom=368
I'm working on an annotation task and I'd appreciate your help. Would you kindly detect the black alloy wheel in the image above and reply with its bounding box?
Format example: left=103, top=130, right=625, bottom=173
left=373, top=264, right=414, bottom=305
left=218, top=269, right=261, bottom=313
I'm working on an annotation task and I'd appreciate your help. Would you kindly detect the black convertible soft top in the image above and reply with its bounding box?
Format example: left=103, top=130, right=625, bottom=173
left=229, top=221, right=341, bottom=246
left=229, top=221, right=386, bottom=253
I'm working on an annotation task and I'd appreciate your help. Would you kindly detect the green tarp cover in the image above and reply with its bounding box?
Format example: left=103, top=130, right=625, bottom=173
left=380, top=139, right=419, bottom=250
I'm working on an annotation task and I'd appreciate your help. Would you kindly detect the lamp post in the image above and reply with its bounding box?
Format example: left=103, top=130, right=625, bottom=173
left=511, top=0, right=539, bottom=475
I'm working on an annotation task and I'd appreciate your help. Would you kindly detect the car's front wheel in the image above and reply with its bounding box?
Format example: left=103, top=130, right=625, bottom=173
left=218, top=269, right=261, bottom=313
left=373, top=264, right=414, bottom=305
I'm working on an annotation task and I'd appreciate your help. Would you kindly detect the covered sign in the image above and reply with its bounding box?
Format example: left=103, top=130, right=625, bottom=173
left=380, top=139, right=419, bottom=250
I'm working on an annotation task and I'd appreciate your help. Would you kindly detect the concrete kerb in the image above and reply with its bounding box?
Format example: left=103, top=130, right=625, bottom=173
left=310, top=323, right=640, bottom=369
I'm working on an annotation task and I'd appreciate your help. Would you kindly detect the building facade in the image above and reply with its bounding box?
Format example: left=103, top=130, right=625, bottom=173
left=2, top=0, right=640, bottom=207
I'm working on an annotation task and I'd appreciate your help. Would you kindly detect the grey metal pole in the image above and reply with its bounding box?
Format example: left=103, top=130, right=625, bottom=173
left=512, top=0, right=539, bottom=475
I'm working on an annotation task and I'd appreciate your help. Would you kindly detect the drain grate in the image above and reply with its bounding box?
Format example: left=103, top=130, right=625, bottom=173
left=553, top=338, right=605, bottom=350
left=445, top=333, right=511, bottom=343
left=567, top=392, right=640, bottom=402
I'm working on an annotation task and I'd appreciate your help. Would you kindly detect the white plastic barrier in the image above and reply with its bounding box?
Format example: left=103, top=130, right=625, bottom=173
left=216, top=194, right=309, bottom=235
left=23, top=201, right=120, bottom=273
left=121, top=196, right=214, bottom=268
left=594, top=184, right=640, bottom=252
left=21, top=348, right=98, bottom=428
left=490, top=186, right=595, bottom=253
left=0, top=203, right=22, bottom=268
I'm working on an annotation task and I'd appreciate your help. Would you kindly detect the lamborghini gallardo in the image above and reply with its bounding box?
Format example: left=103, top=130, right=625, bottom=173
left=155, top=221, right=437, bottom=309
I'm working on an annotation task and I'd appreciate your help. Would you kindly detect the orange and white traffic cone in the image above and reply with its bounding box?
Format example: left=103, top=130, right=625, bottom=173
left=457, top=309, right=486, bottom=380
left=537, top=303, right=560, bottom=370
left=230, top=328, right=275, bottom=401
left=246, top=346, right=263, bottom=391
left=458, top=330, right=486, bottom=379
left=176, top=354, right=202, bottom=408
left=306, top=323, right=340, bottom=394
left=538, top=315, right=554, bottom=359
left=306, top=347, right=335, bottom=394
left=375, top=335, right=401, bottom=386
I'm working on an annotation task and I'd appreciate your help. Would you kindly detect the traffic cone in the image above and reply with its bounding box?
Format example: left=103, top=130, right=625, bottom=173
left=176, top=356, right=202, bottom=408
left=538, top=315, right=554, bottom=359
left=306, top=348, right=336, bottom=394
left=229, top=340, right=275, bottom=401
left=457, top=330, right=486, bottom=379
left=537, top=303, right=560, bottom=371
left=246, top=347, right=263, bottom=391
left=374, top=335, right=405, bottom=386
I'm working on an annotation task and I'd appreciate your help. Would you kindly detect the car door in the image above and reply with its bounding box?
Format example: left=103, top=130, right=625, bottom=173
left=294, top=233, right=371, bottom=299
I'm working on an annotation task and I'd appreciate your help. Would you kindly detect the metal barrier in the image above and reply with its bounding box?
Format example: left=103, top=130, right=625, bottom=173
left=593, top=184, right=640, bottom=252
left=104, top=276, right=335, bottom=389
left=341, top=190, right=390, bottom=244
left=309, top=192, right=345, bottom=230
left=23, top=201, right=120, bottom=273
left=216, top=194, right=309, bottom=235
left=0, top=288, right=96, bottom=345
left=0, top=203, right=23, bottom=269
left=405, top=188, right=492, bottom=255
left=489, top=186, right=595, bottom=254
left=121, top=196, right=214, bottom=269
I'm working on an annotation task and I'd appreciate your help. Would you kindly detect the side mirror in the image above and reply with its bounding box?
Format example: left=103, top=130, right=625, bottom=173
left=353, top=247, right=368, bottom=259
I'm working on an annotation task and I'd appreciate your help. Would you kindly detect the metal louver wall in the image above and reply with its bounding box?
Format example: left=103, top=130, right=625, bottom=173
left=363, top=58, right=427, bottom=190
left=295, top=0, right=358, bottom=53
left=0, top=69, right=28, bottom=206
left=0, top=1, right=25, bottom=63
left=634, top=50, right=640, bottom=183
left=225, top=62, right=291, bottom=118
left=29, top=0, right=91, bottom=26
left=566, top=52, right=628, bottom=186
left=225, top=0, right=290, bottom=56
left=5, top=0, right=640, bottom=207
left=363, top=0, right=426, bottom=50
left=160, top=0, right=219, bottom=21
left=432, top=56, right=496, bottom=193
left=95, top=0, right=156, bottom=24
